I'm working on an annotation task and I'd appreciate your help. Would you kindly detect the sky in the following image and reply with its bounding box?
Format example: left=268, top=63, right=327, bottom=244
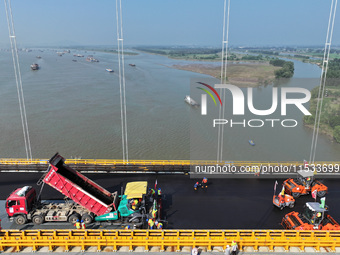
left=0, top=0, right=339, bottom=47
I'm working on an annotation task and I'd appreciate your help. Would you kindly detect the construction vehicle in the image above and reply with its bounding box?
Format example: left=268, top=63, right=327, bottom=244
left=283, top=170, right=327, bottom=198
left=273, top=193, right=295, bottom=210
left=282, top=202, right=340, bottom=230
left=6, top=153, right=160, bottom=228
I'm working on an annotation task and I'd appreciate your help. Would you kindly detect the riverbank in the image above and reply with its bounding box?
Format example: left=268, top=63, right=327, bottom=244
left=172, top=62, right=281, bottom=87
left=303, top=59, right=340, bottom=144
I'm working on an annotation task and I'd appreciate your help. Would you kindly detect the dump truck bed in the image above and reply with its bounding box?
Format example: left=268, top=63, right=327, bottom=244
left=43, top=153, right=117, bottom=216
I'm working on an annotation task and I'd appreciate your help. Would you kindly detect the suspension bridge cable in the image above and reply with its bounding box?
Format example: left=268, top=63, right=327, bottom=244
left=116, top=0, right=128, bottom=162
left=217, top=0, right=231, bottom=162
left=4, top=0, right=32, bottom=160
left=309, top=0, right=337, bottom=164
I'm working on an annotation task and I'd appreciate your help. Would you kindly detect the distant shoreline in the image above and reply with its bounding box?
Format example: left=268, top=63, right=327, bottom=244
left=170, top=62, right=281, bottom=87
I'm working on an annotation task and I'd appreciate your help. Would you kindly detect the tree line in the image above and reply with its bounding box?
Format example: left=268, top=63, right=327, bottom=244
left=269, top=59, right=294, bottom=78
left=304, top=58, right=340, bottom=143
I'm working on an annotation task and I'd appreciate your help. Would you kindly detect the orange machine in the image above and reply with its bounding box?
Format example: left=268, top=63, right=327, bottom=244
left=283, top=170, right=327, bottom=198
left=282, top=202, right=340, bottom=230
left=273, top=193, right=295, bottom=210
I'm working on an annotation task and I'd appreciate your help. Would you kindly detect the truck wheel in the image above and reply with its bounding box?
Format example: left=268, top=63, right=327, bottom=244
left=292, top=192, right=300, bottom=198
left=317, top=190, right=326, bottom=197
left=15, top=215, right=27, bottom=225
left=32, top=215, right=44, bottom=225
left=68, top=213, right=80, bottom=224
left=289, top=203, right=295, bottom=208
left=81, top=214, right=93, bottom=224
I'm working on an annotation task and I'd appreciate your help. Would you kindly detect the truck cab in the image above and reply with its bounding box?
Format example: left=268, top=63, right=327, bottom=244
left=6, top=186, right=37, bottom=224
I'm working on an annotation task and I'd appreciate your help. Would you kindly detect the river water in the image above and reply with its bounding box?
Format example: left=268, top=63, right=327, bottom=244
left=0, top=49, right=339, bottom=161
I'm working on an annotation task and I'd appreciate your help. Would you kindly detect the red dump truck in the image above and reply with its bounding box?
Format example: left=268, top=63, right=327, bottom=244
left=6, top=153, right=159, bottom=227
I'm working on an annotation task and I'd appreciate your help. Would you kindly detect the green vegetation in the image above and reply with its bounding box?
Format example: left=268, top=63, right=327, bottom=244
left=334, top=126, right=340, bottom=143
left=102, top=49, right=138, bottom=55
left=249, top=50, right=279, bottom=56
left=327, top=58, right=340, bottom=79
left=241, top=54, right=264, bottom=61
left=134, top=46, right=220, bottom=60
left=303, top=59, right=340, bottom=143
left=172, top=62, right=280, bottom=87
left=269, top=59, right=294, bottom=78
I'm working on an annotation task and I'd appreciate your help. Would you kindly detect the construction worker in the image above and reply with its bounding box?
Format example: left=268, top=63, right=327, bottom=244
left=81, top=220, right=86, bottom=229
left=157, top=188, right=162, bottom=197
left=194, top=182, right=200, bottom=190
left=231, top=240, right=238, bottom=255
left=74, top=219, right=81, bottom=229
left=131, top=200, right=136, bottom=210
left=131, top=199, right=139, bottom=210
left=152, top=208, right=158, bottom=219
left=278, top=186, right=285, bottom=203
left=156, top=221, right=163, bottom=229
left=201, top=177, right=208, bottom=188
left=148, top=218, right=155, bottom=229
left=149, top=188, right=156, bottom=197
left=125, top=225, right=131, bottom=230
left=225, top=245, right=231, bottom=255
left=191, top=247, right=199, bottom=255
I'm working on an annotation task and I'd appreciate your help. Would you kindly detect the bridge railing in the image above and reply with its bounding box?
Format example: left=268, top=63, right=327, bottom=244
left=0, top=229, right=339, bottom=252
left=0, top=158, right=339, bottom=167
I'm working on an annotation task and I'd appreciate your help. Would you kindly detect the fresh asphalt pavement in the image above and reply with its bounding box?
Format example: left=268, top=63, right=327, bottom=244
left=1, top=172, right=340, bottom=230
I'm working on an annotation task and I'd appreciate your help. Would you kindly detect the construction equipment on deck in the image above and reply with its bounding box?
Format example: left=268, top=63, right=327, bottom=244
left=282, top=202, right=340, bottom=230
left=273, top=194, right=295, bottom=210
left=283, top=170, right=327, bottom=198
left=5, top=153, right=161, bottom=228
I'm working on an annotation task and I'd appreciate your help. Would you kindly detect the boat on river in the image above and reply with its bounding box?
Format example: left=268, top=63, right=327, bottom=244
left=249, top=140, right=255, bottom=146
left=30, top=63, right=39, bottom=70
left=184, top=95, right=199, bottom=106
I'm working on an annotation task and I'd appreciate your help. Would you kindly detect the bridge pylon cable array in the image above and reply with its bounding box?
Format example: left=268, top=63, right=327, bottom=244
left=217, top=0, right=231, bottom=163
left=4, top=0, right=32, bottom=160
left=309, top=0, right=338, bottom=164
left=116, top=0, right=129, bottom=163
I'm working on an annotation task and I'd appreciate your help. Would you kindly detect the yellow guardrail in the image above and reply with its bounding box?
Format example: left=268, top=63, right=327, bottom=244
left=0, top=158, right=339, bottom=167
left=0, top=229, right=339, bottom=252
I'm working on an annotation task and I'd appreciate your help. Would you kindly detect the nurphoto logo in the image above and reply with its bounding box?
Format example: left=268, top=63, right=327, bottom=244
left=197, top=82, right=312, bottom=128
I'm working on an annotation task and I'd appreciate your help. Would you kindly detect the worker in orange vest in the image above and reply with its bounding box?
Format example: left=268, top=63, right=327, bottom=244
left=74, top=219, right=81, bottom=229
left=201, top=177, right=208, bottom=188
